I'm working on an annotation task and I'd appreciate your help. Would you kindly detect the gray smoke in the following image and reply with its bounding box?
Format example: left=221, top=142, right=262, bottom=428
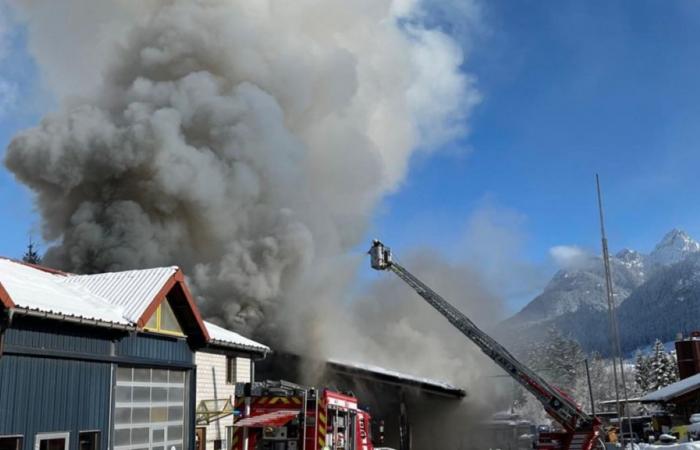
left=5, top=0, right=479, bottom=340
left=5, top=2, right=526, bottom=445
left=0, top=2, right=17, bottom=117
left=308, top=249, right=513, bottom=448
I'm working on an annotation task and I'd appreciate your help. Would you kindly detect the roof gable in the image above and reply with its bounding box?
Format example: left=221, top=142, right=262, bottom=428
left=0, top=258, right=210, bottom=343
left=137, top=270, right=210, bottom=343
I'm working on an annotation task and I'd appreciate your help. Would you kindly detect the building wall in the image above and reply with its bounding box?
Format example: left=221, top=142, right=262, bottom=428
left=116, top=332, right=193, bottom=364
left=0, top=354, right=112, bottom=450
left=194, top=352, right=251, bottom=450
left=0, top=315, right=198, bottom=450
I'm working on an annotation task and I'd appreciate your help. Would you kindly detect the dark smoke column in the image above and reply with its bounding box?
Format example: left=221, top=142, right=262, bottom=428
left=4, top=0, right=476, bottom=345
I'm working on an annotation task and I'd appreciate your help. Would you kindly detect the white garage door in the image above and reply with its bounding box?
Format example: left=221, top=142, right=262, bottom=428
left=114, top=367, right=187, bottom=450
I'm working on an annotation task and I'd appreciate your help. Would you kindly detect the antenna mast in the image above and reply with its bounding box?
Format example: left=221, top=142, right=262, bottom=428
left=596, top=174, right=633, bottom=445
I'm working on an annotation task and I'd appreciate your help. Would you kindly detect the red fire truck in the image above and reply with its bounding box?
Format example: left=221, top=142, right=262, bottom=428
left=232, top=380, right=381, bottom=450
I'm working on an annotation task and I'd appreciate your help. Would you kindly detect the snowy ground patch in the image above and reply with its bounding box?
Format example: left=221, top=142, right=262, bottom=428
left=638, top=442, right=700, bottom=450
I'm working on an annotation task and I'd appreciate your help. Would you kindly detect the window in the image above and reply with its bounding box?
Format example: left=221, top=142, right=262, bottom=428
left=213, top=440, right=222, bottom=450
left=78, top=432, right=100, bottom=450
left=0, top=436, right=22, bottom=450
left=144, top=300, right=184, bottom=336
left=35, top=433, right=69, bottom=450
left=225, top=356, right=236, bottom=384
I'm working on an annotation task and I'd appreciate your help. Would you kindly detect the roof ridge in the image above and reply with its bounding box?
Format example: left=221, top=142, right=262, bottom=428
left=65, top=265, right=180, bottom=278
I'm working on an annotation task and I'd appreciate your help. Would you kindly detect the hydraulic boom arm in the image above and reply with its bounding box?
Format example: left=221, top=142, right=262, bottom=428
left=369, top=240, right=599, bottom=448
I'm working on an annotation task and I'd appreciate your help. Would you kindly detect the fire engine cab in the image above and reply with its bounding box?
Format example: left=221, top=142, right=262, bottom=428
left=232, top=380, right=380, bottom=450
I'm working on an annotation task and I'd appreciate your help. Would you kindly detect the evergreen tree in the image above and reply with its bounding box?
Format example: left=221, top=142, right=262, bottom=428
left=647, top=339, right=679, bottom=391
left=527, top=327, right=584, bottom=389
left=634, top=350, right=652, bottom=393
left=22, top=240, right=41, bottom=265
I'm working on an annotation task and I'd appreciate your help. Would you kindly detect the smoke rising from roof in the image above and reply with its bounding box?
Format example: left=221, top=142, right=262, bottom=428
left=4, top=2, right=524, bottom=445
left=313, top=249, right=513, bottom=448
left=5, top=0, right=479, bottom=341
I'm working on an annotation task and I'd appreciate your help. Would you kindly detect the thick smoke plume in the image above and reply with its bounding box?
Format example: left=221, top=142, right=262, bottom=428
left=5, top=1, right=519, bottom=445
left=320, top=249, right=513, bottom=447
left=5, top=0, right=478, bottom=341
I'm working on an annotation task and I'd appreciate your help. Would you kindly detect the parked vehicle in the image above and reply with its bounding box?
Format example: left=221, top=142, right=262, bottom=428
left=232, top=380, right=383, bottom=450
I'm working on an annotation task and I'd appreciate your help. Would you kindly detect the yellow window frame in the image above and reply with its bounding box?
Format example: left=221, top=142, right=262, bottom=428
left=143, top=301, right=185, bottom=337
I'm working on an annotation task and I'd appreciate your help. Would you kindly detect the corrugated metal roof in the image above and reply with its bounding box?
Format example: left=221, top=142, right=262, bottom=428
left=0, top=258, right=129, bottom=325
left=64, top=267, right=177, bottom=323
left=0, top=259, right=265, bottom=351
left=204, top=320, right=270, bottom=353
left=327, top=358, right=465, bottom=397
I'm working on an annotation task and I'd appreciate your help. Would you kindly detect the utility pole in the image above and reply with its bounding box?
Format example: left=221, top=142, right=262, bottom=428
left=584, top=358, right=595, bottom=417
left=596, top=174, right=633, bottom=446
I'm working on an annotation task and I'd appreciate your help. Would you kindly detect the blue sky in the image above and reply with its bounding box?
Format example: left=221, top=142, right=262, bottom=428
left=369, top=0, right=700, bottom=309
left=4, top=1, right=700, bottom=313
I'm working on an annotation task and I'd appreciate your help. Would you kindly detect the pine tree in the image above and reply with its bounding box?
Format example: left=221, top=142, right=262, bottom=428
left=528, top=327, right=584, bottom=389
left=647, top=339, right=679, bottom=391
left=22, top=240, right=42, bottom=265
left=634, top=350, right=651, bottom=393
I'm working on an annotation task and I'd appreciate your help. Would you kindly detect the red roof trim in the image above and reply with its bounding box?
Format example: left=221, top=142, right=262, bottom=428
left=138, top=276, right=176, bottom=328
left=0, top=280, right=15, bottom=308
left=174, top=270, right=211, bottom=341
left=136, top=268, right=210, bottom=341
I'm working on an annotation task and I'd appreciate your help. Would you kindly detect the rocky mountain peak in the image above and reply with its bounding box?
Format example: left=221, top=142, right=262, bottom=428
left=503, top=228, right=700, bottom=355
left=649, top=229, right=700, bottom=267
left=616, top=248, right=643, bottom=262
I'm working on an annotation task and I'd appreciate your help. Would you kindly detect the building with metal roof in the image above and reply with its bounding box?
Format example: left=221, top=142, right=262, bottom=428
left=0, top=258, right=268, bottom=450
left=193, top=322, right=269, bottom=450
left=255, top=352, right=466, bottom=449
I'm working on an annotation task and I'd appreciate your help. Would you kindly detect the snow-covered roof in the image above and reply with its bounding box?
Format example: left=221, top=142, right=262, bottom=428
left=204, top=321, right=270, bottom=354
left=0, top=258, right=267, bottom=352
left=640, top=372, right=700, bottom=402
left=0, top=258, right=129, bottom=325
left=64, top=267, right=178, bottom=323
left=327, top=358, right=465, bottom=397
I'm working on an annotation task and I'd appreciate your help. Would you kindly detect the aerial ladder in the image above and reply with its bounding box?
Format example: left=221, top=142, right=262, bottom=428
left=368, top=240, right=600, bottom=450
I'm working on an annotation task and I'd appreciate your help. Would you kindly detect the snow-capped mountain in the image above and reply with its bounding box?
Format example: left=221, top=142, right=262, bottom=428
left=648, top=229, right=700, bottom=267
left=502, top=229, right=700, bottom=355
left=616, top=252, right=700, bottom=351
left=506, top=249, right=648, bottom=324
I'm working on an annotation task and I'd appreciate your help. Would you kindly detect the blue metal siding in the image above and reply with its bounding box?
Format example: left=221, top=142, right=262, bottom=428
left=4, top=317, right=113, bottom=356
left=0, top=354, right=111, bottom=450
left=116, top=333, right=192, bottom=364
left=0, top=319, right=196, bottom=450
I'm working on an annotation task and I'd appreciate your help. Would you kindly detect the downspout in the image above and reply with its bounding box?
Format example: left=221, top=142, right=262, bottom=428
left=249, top=348, right=269, bottom=382
left=107, top=359, right=115, bottom=450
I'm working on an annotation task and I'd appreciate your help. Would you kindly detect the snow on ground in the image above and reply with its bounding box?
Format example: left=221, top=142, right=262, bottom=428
left=638, top=443, right=700, bottom=450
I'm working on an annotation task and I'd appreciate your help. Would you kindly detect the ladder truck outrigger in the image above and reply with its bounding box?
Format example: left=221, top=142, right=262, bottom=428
left=368, top=240, right=601, bottom=450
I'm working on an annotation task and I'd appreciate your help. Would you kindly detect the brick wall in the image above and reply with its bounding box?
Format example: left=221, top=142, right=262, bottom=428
left=195, top=352, right=251, bottom=450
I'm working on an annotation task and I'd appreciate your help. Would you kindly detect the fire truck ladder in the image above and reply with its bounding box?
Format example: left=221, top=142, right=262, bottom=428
left=368, top=240, right=600, bottom=450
